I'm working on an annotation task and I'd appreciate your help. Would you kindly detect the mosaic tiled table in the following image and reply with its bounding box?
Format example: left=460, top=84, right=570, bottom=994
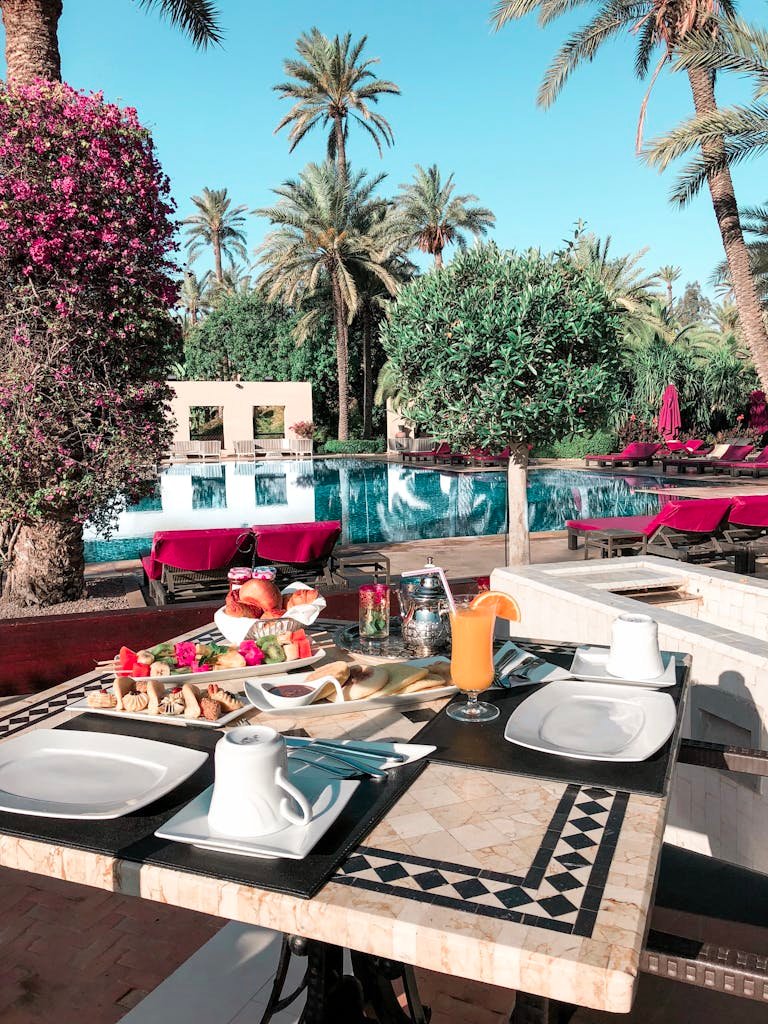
left=0, top=621, right=687, bottom=1020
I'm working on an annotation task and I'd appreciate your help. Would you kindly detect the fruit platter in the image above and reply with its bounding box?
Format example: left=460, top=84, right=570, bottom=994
left=215, top=579, right=327, bottom=645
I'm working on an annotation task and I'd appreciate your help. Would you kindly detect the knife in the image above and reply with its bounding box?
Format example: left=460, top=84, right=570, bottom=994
left=284, top=737, right=406, bottom=764
left=285, top=742, right=387, bottom=779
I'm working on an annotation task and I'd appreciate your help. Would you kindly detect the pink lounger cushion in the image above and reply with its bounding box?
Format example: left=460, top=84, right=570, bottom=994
left=567, top=497, right=733, bottom=539
left=253, top=521, right=341, bottom=564
left=142, top=527, right=253, bottom=580
left=727, top=495, right=768, bottom=528
left=566, top=515, right=656, bottom=535
left=586, top=442, right=661, bottom=461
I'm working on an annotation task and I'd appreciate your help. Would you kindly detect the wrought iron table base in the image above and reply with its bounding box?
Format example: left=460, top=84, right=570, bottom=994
left=258, top=934, right=574, bottom=1024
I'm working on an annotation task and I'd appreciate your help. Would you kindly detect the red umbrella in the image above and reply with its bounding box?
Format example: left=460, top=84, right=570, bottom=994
left=658, top=384, right=681, bottom=440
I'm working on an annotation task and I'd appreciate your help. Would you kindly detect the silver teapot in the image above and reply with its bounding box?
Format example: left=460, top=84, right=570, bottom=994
left=400, top=559, right=450, bottom=656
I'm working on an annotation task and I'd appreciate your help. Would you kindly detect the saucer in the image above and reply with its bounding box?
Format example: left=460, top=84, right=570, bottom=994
left=570, top=646, right=677, bottom=687
left=155, top=758, right=358, bottom=859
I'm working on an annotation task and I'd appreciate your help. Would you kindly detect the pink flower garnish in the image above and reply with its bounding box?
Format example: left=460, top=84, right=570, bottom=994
left=174, top=641, right=197, bottom=667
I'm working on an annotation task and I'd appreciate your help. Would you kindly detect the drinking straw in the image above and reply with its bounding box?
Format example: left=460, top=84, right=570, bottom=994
left=400, top=563, right=457, bottom=615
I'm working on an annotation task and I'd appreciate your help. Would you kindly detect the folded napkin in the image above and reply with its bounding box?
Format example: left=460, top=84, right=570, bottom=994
left=494, top=642, right=572, bottom=687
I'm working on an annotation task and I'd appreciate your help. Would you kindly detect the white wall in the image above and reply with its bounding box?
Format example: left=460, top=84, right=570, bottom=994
left=168, top=381, right=313, bottom=454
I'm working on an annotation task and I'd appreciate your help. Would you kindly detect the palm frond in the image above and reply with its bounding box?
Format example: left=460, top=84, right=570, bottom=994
left=135, top=0, right=223, bottom=47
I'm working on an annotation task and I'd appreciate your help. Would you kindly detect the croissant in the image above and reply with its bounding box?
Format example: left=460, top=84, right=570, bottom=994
left=122, top=692, right=149, bottom=713
left=207, top=684, right=243, bottom=713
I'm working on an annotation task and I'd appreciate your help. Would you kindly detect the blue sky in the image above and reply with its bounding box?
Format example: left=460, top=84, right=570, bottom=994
left=4, top=0, right=767, bottom=294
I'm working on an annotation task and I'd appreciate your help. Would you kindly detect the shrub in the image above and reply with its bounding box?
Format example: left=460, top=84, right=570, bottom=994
left=533, top=430, right=618, bottom=459
left=320, top=439, right=384, bottom=455
left=0, top=81, right=178, bottom=605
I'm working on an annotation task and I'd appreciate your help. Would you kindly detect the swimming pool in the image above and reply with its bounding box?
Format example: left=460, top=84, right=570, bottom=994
left=83, top=460, right=682, bottom=563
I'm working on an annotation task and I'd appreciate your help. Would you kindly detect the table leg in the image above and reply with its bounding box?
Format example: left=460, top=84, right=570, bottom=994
left=510, top=992, right=576, bottom=1024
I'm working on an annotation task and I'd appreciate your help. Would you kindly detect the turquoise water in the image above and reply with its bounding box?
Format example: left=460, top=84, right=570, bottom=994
left=83, top=460, right=678, bottom=563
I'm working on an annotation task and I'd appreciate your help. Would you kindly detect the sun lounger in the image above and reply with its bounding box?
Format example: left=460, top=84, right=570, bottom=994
left=566, top=514, right=659, bottom=551
left=469, top=445, right=511, bottom=466
left=584, top=442, right=661, bottom=467
left=729, top=448, right=768, bottom=476
left=575, top=498, right=732, bottom=562
left=252, top=520, right=343, bottom=585
left=141, top=527, right=254, bottom=605
left=663, top=438, right=707, bottom=455
left=402, top=442, right=443, bottom=463
left=662, top=444, right=754, bottom=473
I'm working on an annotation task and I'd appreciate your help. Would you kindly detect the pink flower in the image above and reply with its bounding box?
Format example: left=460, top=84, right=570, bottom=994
left=174, top=642, right=197, bottom=668
left=239, top=640, right=266, bottom=666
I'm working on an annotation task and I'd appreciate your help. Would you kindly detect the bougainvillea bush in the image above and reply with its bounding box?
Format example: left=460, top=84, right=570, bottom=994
left=0, top=81, right=179, bottom=606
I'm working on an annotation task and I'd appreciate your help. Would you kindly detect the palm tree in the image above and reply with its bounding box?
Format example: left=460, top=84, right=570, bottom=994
left=274, top=27, right=400, bottom=184
left=178, top=267, right=211, bottom=331
left=1, top=0, right=222, bottom=85
left=254, top=161, right=400, bottom=440
left=658, top=264, right=682, bottom=306
left=206, top=262, right=252, bottom=304
left=491, top=1, right=768, bottom=388
left=713, top=205, right=768, bottom=305
left=184, top=188, right=248, bottom=285
left=396, top=164, right=495, bottom=268
left=567, top=231, right=660, bottom=313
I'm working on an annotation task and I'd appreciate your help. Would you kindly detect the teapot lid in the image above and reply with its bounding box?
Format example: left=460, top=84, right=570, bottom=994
left=412, top=558, right=445, bottom=602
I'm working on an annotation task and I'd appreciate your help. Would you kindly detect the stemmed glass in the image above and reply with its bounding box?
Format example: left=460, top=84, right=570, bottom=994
left=447, top=596, right=499, bottom=723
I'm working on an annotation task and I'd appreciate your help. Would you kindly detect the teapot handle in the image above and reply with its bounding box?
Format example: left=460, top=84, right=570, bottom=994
left=275, top=765, right=313, bottom=826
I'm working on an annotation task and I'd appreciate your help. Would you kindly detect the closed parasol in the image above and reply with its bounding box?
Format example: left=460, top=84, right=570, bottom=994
left=658, top=384, right=681, bottom=440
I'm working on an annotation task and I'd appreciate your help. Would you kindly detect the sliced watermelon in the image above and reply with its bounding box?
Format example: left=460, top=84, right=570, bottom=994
left=296, top=639, right=313, bottom=660
left=117, top=646, right=137, bottom=671
left=131, top=662, right=150, bottom=678
left=290, top=629, right=307, bottom=643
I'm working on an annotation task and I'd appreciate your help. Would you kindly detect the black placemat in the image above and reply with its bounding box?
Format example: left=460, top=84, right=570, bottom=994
left=414, top=643, right=689, bottom=798
left=0, top=715, right=425, bottom=900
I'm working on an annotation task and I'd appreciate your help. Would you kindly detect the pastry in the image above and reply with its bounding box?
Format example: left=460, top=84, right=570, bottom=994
left=161, top=688, right=185, bottom=716
left=377, top=665, right=429, bottom=696
left=285, top=588, right=319, bottom=609
left=307, top=661, right=350, bottom=685
left=134, top=679, right=148, bottom=693
left=238, top=578, right=283, bottom=617
left=212, top=649, right=246, bottom=670
left=147, top=679, right=165, bottom=715
left=113, top=676, right=134, bottom=711
left=200, top=696, right=223, bottom=721
left=207, top=684, right=243, bottom=713
left=399, top=675, right=448, bottom=694
left=347, top=666, right=390, bottom=701
left=182, top=683, right=202, bottom=719
left=122, top=691, right=149, bottom=713
left=87, top=689, right=117, bottom=709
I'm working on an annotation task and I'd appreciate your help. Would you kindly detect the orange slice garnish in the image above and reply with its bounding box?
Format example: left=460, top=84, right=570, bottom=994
left=470, top=590, right=521, bottom=621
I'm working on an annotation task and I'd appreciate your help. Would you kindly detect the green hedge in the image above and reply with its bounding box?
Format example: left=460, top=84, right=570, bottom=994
left=533, top=429, right=617, bottom=459
left=320, top=439, right=385, bottom=455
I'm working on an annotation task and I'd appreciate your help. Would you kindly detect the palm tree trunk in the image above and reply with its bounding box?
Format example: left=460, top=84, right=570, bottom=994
left=434, top=248, right=443, bottom=269
left=331, top=274, right=349, bottom=440
left=362, top=308, right=373, bottom=439
left=666, top=282, right=673, bottom=307
left=687, top=67, right=768, bottom=387
left=213, top=230, right=223, bottom=283
left=1, top=0, right=62, bottom=85
left=334, top=115, right=347, bottom=185
left=3, top=520, right=86, bottom=607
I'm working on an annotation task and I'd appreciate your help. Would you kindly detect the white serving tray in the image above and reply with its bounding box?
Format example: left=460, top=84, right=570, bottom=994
left=0, top=730, right=207, bottom=819
left=244, top=657, right=456, bottom=718
left=570, top=646, right=677, bottom=688
left=127, top=647, right=326, bottom=688
left=504, top=680, right=677, bottom=762
left=72, top=694, right=251, bottom=730
left=155, top=759, right=358, bottom=860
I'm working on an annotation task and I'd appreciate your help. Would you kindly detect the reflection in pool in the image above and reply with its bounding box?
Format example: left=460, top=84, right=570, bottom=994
left=83, top=460, right=680, bottom=564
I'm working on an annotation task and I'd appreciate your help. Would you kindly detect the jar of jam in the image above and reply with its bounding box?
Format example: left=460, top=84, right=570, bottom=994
left=228, top=567, right=252, bottom=597
left=251, top=565, right=277, bottom=581
left=359, top=583, right=391, bottom=640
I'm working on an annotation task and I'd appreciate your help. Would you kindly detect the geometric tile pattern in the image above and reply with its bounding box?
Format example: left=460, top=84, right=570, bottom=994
left=333, top=784, right=629, bottom=938
left=0, top=673, right=111, bottom=739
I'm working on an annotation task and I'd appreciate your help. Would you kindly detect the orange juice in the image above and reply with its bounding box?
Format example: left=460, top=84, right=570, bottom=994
left=449, top=602, right=495, bottom=693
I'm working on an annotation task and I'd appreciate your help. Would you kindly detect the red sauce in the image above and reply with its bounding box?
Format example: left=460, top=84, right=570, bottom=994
left=266, top=684, right=314, bottom=698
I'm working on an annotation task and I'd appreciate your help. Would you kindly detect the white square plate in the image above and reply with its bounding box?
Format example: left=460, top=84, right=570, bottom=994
left=570, top=646, right=677, bottom=687
left=0, top=730, right=208, bottom=819
left=155, top=759, right=359, bottom=859
left=504, top=680, right=677, bottom=762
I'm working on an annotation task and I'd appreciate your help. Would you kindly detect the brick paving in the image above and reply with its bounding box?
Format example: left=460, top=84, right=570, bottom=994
left=0, top=868, right=223, bottom=1024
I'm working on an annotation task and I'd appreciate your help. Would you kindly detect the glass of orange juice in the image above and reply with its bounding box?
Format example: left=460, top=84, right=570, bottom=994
left=447, top=596, right=499, bottom=723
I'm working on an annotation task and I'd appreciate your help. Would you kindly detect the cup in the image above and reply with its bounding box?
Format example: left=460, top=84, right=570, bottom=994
left=605, top=613, right=664, bottom=681
left=207, top=725, right=313, bottom=838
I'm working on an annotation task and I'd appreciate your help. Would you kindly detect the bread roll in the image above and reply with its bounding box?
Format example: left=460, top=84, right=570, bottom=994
left=347, top=666, right=390, bottom=701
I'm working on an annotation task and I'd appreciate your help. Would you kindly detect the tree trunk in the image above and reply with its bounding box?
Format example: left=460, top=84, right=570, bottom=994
left=213, top=230, right=223, bottom=284
left=505, top=444, right=530, bottom=566
left=1, top=0, right=62, bottom=85
left=3, top=519, right=86, bottom=607
left=666, top=282, right=673, bottom=307
left=362, top=308, right=373, bottom=439
left=434, top=248, right=444, bottom=269
left=686, top=67, right=768, bottom=387
left=331, top=274, right=349, bottom=441
left=334, top=115, right=347, bottom=185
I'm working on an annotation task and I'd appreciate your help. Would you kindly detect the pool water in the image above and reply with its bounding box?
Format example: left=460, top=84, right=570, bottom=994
left=83, top=460, right=681, bottom=563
